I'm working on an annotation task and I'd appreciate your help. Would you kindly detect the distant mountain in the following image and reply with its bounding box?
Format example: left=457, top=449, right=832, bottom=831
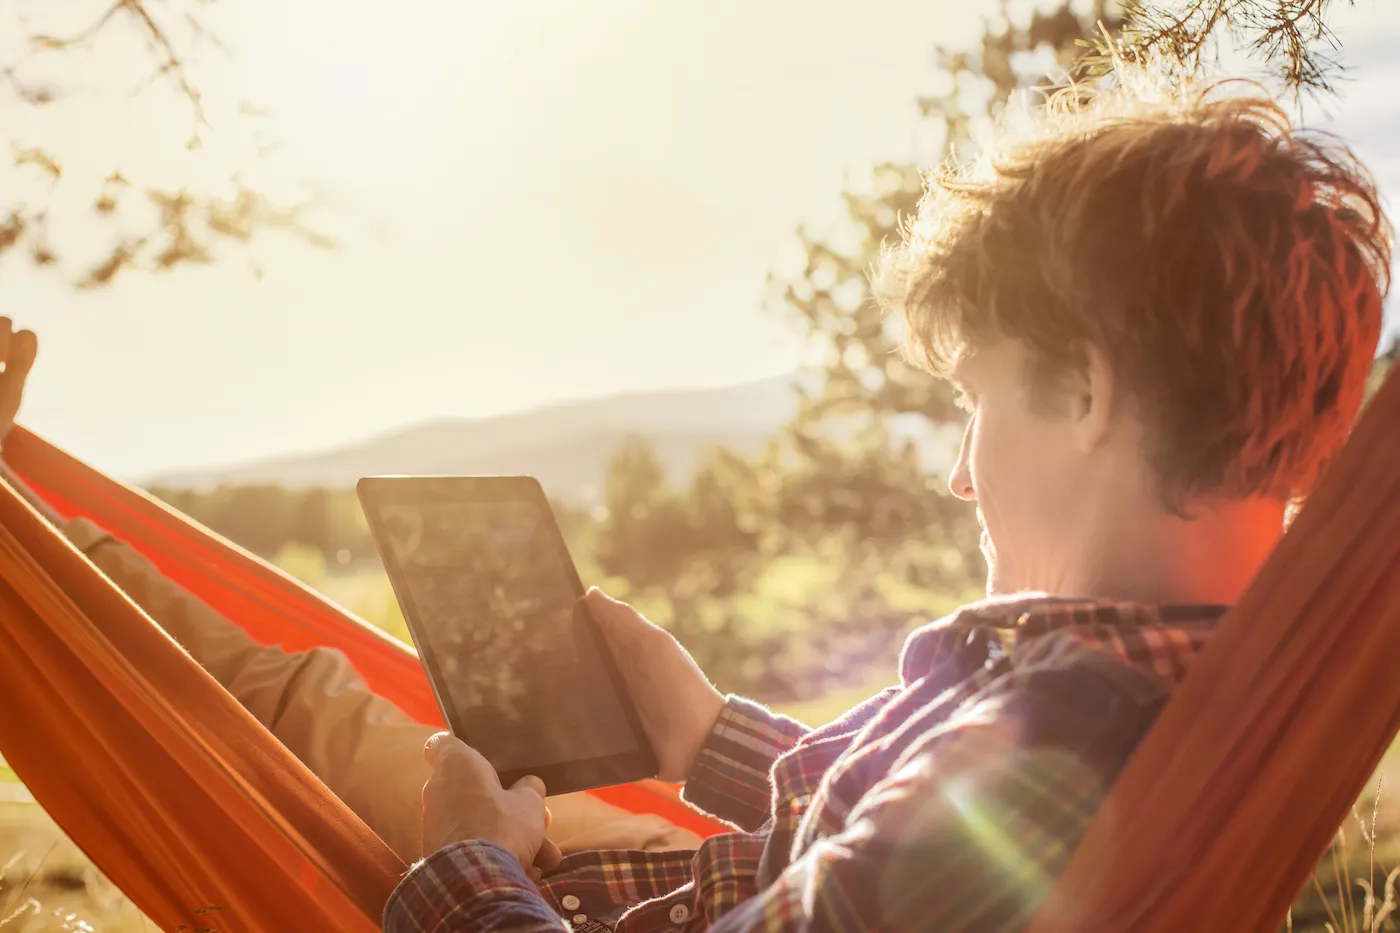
left=147, top=377, right=805, bottom=502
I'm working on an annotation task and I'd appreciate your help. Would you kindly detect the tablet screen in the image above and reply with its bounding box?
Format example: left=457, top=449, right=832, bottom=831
left=376, top=497, right=641, bottom=774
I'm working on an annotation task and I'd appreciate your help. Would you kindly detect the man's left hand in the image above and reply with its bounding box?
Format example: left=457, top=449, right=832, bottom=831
left=421, top=733, right=563, bottom=875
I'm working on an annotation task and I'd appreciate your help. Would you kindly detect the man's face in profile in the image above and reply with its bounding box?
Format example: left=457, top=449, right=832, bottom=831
left=945, top=340, right=1092, bottom=596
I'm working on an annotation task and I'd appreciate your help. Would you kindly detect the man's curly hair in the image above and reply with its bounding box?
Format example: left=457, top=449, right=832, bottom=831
left=876, top=71, right=1392, bottom=512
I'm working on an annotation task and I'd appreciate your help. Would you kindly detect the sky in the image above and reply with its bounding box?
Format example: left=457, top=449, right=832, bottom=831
left=6, top=0, right=1400, bottom=480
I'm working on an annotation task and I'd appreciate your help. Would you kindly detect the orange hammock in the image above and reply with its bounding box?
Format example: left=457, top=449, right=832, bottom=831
left=1, top=361, right=1397, bottom=933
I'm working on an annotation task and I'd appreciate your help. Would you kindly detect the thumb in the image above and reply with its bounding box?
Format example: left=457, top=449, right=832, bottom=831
left=423, top=731, right=455, bottom=767
left=584, top=588, right=620, bottom=628
left=585, top=588, right=640, bottom=628
left=584, top=587, right=621, bottom=610
left=584, top=589, right=651, bottom=649
left=425, top=732, right=494, bottom=782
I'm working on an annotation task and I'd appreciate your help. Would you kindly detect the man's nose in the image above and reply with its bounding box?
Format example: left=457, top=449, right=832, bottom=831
left=948, top=457, right=976, bottom=501
left=948, top=420, right=976, bottom=501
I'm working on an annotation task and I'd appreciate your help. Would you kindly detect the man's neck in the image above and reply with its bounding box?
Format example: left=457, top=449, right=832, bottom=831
left=1055, top=496, right=1286, bottom=607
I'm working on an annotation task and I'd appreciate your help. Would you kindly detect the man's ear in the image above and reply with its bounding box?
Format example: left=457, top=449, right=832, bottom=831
left=1071, top=343, right=1115, bottom=453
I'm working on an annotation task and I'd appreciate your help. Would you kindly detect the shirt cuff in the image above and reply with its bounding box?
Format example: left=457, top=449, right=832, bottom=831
left=681, top=695, right=810, bottom=832
left=383, top=841, right=560, bottom=933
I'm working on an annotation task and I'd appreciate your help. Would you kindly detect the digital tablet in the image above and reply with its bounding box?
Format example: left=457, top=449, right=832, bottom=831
left=357, top=475, right=658, bottom=796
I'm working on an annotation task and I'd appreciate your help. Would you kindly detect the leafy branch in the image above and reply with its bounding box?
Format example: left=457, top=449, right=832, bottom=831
left=0, top=0, right=330, bottom=287
left=23, top=0, right=209, bottom=134
left=1095, top=0, right=1356, bottom=93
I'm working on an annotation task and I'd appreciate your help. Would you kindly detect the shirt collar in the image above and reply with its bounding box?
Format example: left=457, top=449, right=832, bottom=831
left=899, top=593, right=1229, bottom=686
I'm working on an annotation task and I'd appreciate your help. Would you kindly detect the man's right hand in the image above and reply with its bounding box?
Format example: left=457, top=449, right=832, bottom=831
left=585, top=588, right=725, bottom=783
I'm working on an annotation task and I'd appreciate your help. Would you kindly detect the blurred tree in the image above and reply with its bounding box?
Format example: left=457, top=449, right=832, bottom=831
left=295, top=487, right=332, bottom=556
left=0, top=0, right=327, bottom=287
left=683, top=447, right=762, bottom=588
left=146, top=483, right=377, bottom=561
left=594, top=437, right=693, bottom=589
left=218, top=484, right=297, bottom=555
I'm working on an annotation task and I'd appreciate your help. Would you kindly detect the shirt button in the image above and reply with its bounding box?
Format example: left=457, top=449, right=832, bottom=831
left=572, top=914, right=588, bottom=924
left=561, top=895, right=581, bottom=911
left=669, top=904, right=691, bottom=924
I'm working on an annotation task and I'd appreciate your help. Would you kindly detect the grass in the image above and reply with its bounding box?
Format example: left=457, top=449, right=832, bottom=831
left=1288, top=779, right=1400, bottom=933
left=0, top=803, right=149, bottom=932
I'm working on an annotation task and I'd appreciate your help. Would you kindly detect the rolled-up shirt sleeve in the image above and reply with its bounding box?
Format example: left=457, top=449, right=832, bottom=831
left=681, top=695, right=810, bottom=832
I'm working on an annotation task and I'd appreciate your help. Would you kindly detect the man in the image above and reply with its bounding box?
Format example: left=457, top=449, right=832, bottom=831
left=0, top=320, right=700, bottom=863
left=383, top=75, right=1391, bottom=931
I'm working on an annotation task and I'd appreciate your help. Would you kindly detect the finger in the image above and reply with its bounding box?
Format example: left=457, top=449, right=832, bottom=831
left=585, top=589, right=651, bottom=640
left=544, top=805, right=552, bottom=831
left=585, top=587, right=625, bottom=614
left=423, top=731, right=454, bottom=766
left=534, top=838, right=563, bottom=873
left=425, top=732, right=482, bottom=774
left=9, top=330, right=37, bottom=379
left=428, top=735, right=507, bottom=798
left=513, top=775, right=547, bottom=799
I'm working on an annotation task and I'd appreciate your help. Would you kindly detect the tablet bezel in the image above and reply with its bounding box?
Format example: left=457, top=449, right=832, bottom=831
left=357, top=475, right=658, bottom=796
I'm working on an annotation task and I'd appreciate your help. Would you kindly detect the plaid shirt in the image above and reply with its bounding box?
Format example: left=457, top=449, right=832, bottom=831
left=383, top=595, right=1224, bottom=933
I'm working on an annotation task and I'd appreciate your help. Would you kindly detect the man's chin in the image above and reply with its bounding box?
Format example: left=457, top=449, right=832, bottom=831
left=982, top=558, right=1002, bottom=597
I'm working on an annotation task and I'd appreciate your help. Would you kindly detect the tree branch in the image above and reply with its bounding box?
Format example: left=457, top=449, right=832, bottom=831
left=24, top=0, right=209, bottom=130
left=1111, top=0, right=1352, bottom=94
